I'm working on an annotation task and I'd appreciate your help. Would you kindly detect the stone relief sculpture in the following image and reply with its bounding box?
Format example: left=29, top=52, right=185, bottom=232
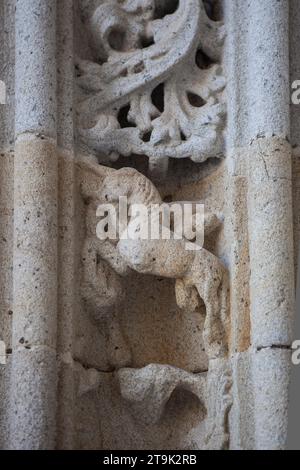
left=76, top=0, right=231, bottom=449
left=118, top=362, right=232, bottom=450
left=79, top=162, right=132, bottom=370
left=74, top=0, right=231, bottom=449
left=76, top=0, right=226, bottom=174
left=118, top=365, right=207, bottom=427
left=1, top=0, right=295, bottom=452
left=78, top=159, right=231, bottom=449
left=99, top=167, right=230, bottom=359
left=0, top=0, right=297, bottom=452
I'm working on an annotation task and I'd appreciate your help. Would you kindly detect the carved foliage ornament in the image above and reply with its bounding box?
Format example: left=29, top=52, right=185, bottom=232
left=76, top=0, right=226, bottom=165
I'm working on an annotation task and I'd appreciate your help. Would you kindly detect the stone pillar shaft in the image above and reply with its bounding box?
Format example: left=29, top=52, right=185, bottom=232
left=247, top=0, right=294, bottom=450
left=10, top=0, right=58, bottom=449
left=225, top=0, right=294, bottom=450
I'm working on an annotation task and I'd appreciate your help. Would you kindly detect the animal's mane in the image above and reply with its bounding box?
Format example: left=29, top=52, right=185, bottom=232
left=117, top=168, right=162, bottom=206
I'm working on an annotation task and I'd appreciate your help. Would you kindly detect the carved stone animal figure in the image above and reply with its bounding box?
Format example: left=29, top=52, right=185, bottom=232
left=100, top=167, right=229, bottom=359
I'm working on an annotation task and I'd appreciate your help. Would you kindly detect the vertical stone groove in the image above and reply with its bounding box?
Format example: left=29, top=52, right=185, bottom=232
left=56, top=0, right=76, bottom=450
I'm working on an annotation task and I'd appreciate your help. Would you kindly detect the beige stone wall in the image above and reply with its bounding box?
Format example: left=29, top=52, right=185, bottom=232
left=0, top=0, right=297, bottom=450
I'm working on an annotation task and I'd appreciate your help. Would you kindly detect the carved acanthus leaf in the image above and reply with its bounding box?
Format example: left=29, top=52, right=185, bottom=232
left=76, top=0, right=226, bottom=167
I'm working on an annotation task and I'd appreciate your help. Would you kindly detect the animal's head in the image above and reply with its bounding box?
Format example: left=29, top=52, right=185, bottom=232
left=99, top=167, right=161, bottom=206
left=100, top=167, right=140, bottom=203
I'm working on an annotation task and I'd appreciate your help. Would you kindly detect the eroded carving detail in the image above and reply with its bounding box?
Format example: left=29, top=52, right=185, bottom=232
left=118, top=364, right=207, bottom=426
left=118, top=363, right=232, bottom=449
left=79, top=161, right=132, bottom=370
left=76, top=0, right=226, bottom=172
left=77, top=159, right=231, bottom=448
left=99, top=166, right=230, bottom=359
left=204, top=360, right=232, bottom=450
left=76, top=361, right=232, bottom=450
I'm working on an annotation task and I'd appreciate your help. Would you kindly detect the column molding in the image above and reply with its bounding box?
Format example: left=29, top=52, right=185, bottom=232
left=10, top=0, right=58, bottom=450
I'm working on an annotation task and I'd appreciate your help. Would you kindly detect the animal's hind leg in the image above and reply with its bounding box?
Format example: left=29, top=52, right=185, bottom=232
left=202, top=283, right=228, bottom=359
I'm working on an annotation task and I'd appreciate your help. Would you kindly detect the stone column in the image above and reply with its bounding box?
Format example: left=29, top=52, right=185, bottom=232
left=9, top=0, right=58, bottom=449
left=247, top=0, right=293, bottom=450
left=225, top=0, right=294, bottom=450
left=288, top=0, right=300, bottom=450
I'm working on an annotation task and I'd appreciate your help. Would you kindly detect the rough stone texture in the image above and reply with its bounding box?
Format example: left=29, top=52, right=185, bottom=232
left=13, top=136, right=58, bottom=350
left=290, top=0, right=300, bottom=149
left=76, top=0, right=226, bottom=177
left=248, top=138, right=294, bottom=348
left=118, top=364, right=207, bottom=426
left=15, top=0, right=57, bottom=138
left=225, top=164, right=251, bottom=354
left=252, top=348, right=291, bottom=450
left=56, top=0, right=77, bottom=450
left=0, top=0, right=15, bottom=451
left=9, top=347, right=57, bottom=450
left=0, top=0, right=298, bottom=451
left=8, top=0, right=58, bottom=450
left=229, top=351, right=255, bottom=450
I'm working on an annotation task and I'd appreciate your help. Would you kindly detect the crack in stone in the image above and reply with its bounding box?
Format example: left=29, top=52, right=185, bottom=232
left=256, top=345, right=292, bottom=352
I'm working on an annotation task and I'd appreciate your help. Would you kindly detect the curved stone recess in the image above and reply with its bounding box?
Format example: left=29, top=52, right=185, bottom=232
left=117, top=361, right=232, bottom=450
left=118, top=364, right=207, bottom=425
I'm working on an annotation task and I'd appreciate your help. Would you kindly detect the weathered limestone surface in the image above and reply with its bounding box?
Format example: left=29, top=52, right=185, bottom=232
left=9, top=0, right=58, bottom=449
left=0, top=0, right=298, bottom=450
